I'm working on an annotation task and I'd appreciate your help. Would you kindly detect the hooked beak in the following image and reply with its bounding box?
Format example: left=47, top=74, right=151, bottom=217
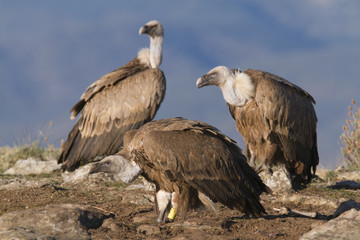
left=89, top=163, right=100, bottom=174
left=139, top=25, right=148, bottom=35
left=196, top=75, right=213, bottom=88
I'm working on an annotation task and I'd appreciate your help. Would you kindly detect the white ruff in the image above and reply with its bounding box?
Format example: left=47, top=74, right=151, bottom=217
left=113, top=156, right=142, bottom=183
left=137, top=48, right=150, bottom=66
left=222, top=71, right=255, bottom=107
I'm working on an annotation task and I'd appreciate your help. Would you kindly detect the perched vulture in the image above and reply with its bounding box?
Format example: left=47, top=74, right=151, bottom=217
left=197, top=67, right=319, bottom=186
left=90, top=117, right=271, bottom=223
left=58, top=20, right=166, bottom=171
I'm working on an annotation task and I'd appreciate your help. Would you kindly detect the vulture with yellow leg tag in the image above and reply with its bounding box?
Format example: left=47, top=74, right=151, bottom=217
left=89, top=117, right=271, bottom=223
left=59, top=20, right=166, bottom=171
left=197, top=67, right=319, bottom=187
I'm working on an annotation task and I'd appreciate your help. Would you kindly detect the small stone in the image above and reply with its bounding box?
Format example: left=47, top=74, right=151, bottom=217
left=102, top=218, right=122, bottom=232
left=137, top=224, right=161, bottom=235
left=125, top=176, right=155, bottom=191
left=121, top=192, right=154, bottom=205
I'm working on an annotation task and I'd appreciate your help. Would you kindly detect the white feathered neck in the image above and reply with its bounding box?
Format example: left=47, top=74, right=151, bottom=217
left=221, top=71, right=255, bottom=107
left=137, top=36, right=163, bottom=68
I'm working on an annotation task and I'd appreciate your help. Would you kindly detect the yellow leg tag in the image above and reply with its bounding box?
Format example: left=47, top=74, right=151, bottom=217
left=167, top=208, right=177, bottom=221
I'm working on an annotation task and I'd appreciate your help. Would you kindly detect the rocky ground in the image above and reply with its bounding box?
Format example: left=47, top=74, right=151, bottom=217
left=0, top=157, right=360, bottom=239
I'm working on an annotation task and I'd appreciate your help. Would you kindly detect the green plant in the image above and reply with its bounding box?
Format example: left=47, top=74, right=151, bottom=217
left=339, top=99, right=360, bottom=170
left=324, top=170, right=338, bottom=182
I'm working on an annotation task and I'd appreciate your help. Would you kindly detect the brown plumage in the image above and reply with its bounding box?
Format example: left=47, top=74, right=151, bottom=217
left=197, top=67, right=319, bottom=186
left=59, top=20, right=166, bottom=171
left=90, top=117, right=271, bottom=223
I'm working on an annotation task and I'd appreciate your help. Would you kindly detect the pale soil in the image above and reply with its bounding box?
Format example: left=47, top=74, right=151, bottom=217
left=1, top=173, right=359, bottom=239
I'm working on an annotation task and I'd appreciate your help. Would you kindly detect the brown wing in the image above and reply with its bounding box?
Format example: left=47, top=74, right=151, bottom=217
left=59, top=59, right=166, bottom=171
left=70, top=57, right=147, bottom=119
left=136, top=118, right=269, bottom=216
left=245, top=69, right=318, bottom=179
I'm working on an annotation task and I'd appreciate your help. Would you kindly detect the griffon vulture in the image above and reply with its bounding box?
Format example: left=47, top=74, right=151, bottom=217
left=197, top=67, right=319, bottom=186
left=89, top=117, right=271, bottom=223
left=58, top=20, right=166, bottom=171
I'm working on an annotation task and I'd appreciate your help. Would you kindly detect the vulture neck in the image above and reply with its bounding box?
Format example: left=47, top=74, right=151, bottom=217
left=113, top=156, right=142, bottom=183
left=119, top=160, right=142, bottom=183
left=149, top=36, right=163, bottom=68
left=221, top=72, right=255, bottom=107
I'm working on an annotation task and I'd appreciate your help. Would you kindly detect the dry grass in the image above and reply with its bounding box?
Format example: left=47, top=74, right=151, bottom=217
left=0, top=142, right=60, bottom=173
left=0, top=121, right=60, bottom=173
left=339, top=99, right=360, bottom=170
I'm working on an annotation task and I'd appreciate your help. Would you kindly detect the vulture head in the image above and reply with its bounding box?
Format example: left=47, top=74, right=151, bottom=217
left=197, top=66, right=255, bottom=107
left=139, top=20, right=164, bottom=38
left=139, top=20, right=164, bottom=69
left=196, top=66, right=234, bottom=88
left=89, top=155, right=142, bottom=183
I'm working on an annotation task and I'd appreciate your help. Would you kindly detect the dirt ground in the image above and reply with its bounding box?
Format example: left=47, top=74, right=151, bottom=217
left=0, top=173, right=359, bottom=240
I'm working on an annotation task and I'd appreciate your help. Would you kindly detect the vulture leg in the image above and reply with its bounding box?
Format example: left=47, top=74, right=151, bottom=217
left=166, top=192, right=178, bottom=222
left=256, top=144, right=278, bottom=174
left=156, top=190, right=172, bottom=223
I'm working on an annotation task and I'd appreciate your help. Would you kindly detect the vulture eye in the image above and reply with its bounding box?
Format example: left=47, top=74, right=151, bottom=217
left=210, top=72, right=218, bottom=78
left=146, top=25, right=155, bottom=31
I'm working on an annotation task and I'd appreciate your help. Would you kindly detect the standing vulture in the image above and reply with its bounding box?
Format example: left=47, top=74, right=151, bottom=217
left=89, top=117, right=271, bottom=223
left=196, top=67, right=319, bottom=186
left=58, top=20, right=166, bottom=171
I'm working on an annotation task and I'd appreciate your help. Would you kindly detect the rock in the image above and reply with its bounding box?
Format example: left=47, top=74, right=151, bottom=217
left=300, top=209, right=360, bottom=240
left=61, top=163, right=141, bottom=190
left=315, top=168, right=331, bottom=180
left=101, top=218, right=123, bottom=232
left=0, top=204, right=114, bottom=240
left=273, top=207, right=317, bottom=218
left=4, top=157, right=61, bottom=175
left=333, top=200, right=360, bottom=218
left=125, top=176, right=155, bottom=191
left=259, top=167, right=292, bottom=193
left=334, top=165, right=345, bottom=173
left=122, top=192, right=154, bottom=205
left=125, top=183, right=146, bottom=190
left=61, top=164, right=94, bottom=183
left=137, top=224, right=161, bottom=235
left=61, top=162, right=155, bottom=192
left=335, top=170, right=360, bottom=181
left=61, top=164, right=118, bottom=189
left=0, top=177, right=60, bottom=190
left=328, top=180, right=360, bottom=190
left=273, top=193, right=342, bottom=209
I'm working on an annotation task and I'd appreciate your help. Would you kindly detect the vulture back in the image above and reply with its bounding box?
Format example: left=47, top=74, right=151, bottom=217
left=125, top=118, right=271, bottom=217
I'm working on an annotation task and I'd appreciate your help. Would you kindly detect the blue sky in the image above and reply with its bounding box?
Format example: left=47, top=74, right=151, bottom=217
left=0, top=0, right=359, bottom=169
